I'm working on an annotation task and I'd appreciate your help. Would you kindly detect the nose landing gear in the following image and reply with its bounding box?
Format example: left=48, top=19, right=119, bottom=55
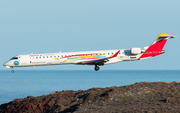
left=11, top=67, right=14, bottom=73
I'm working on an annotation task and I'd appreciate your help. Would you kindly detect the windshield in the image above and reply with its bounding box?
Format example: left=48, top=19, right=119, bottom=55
left=10, top=57, right=18, bottom=60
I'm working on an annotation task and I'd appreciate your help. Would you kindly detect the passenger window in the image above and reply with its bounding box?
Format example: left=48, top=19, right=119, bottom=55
left=47, top=56, right=48, bottom=58
left=58, top=56, right=59, bottom=58
left=54, top=56, right=56, bottom=58
left=50, top=56, right=52, bottom=58
left=61, top=55, right=63, bottom=57
left=39, top=57, right=41, bottom=59
left=36, top=57, right=38, bottom=59
left=43, top=56, right=45, bottom=58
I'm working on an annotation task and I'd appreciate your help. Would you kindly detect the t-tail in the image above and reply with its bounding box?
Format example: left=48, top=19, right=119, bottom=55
left=139, top=34, right=174, bottom=59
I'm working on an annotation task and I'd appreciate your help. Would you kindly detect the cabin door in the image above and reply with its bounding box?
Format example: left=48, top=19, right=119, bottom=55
left=21, top=55, right=28, bottom=64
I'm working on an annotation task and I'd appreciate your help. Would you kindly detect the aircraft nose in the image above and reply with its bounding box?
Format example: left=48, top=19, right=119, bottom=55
left=3, top=62, right=11, bottom=68
left=3, top=62, right=8, bottom=66
left=3, top=61, right=11, bottom=66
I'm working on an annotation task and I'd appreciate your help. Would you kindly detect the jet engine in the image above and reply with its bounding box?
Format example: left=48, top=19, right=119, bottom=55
left=131, top=48, right=146, bottom=54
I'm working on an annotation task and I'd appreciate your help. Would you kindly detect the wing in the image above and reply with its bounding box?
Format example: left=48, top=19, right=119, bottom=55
left=77, top=50, right=120, bottom=65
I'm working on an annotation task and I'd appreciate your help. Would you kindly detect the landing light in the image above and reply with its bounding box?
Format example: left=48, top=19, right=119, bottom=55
left=6, top=66, right=10, bottom=68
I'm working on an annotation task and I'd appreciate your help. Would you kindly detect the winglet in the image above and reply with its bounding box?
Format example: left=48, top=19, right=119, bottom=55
left=112, top=50, right=120, bottom=57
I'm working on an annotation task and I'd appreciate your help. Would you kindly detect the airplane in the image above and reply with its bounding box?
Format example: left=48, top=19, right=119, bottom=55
left=3, top=34, right=174, bottom=73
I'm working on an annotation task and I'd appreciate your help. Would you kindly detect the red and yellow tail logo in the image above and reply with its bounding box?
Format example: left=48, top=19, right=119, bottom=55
left=139, top=34, right=174, bottom=59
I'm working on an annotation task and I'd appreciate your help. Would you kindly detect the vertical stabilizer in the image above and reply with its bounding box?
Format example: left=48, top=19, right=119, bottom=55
left=139, top=34, right=174, bottom=59
left=147, top=34, right=174, bottom=52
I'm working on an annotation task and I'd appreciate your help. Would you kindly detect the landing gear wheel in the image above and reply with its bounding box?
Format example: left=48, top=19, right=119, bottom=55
left=94, top=66, right=100, bottom=71
left=11, top=67, right=14, bottom=73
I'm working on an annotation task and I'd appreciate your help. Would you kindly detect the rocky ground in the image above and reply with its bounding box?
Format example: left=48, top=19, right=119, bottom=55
left=1, top=82, right=180, bottom=113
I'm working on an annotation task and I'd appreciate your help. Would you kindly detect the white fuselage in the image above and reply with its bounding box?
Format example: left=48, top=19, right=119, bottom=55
left=3, top=34, right=173, bottom=72
left=4, top=49, right=142, bottom=68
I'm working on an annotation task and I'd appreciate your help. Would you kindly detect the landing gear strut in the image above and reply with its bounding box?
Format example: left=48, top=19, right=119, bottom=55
left=94, top=65, right=100, bottom=71
left=11, top=67, right=14, bottom=73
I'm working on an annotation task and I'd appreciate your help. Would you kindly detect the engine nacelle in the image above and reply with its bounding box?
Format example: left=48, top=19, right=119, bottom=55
left=131, top=48, right=146, bottom=54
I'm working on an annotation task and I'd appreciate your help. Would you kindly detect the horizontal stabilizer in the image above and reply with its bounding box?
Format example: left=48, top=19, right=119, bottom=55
left=153, top=34, right=174, bottom=44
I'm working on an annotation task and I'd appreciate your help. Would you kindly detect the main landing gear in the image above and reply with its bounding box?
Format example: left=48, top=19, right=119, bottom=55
left=94, top=65, right=100, bottom=71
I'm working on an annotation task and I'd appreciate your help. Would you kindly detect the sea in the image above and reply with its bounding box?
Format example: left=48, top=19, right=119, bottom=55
left=0, top=70, right=180, bottom=105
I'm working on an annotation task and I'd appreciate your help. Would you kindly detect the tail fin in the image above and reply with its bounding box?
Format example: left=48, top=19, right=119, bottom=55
left=139, top=34, right=174, bottom=59
left=146, top=34, right=174, bottom=52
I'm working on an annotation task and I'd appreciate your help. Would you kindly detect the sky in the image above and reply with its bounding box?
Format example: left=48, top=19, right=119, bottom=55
left=0, top=0, right=180, bottom=70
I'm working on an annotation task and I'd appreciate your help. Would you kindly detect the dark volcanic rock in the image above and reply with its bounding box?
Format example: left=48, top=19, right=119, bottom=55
left=1, top=82, right=180, bottom=113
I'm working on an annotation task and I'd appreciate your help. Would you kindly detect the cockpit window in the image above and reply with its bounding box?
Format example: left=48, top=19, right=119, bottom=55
left=10, top=57, right=18, bottom=60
